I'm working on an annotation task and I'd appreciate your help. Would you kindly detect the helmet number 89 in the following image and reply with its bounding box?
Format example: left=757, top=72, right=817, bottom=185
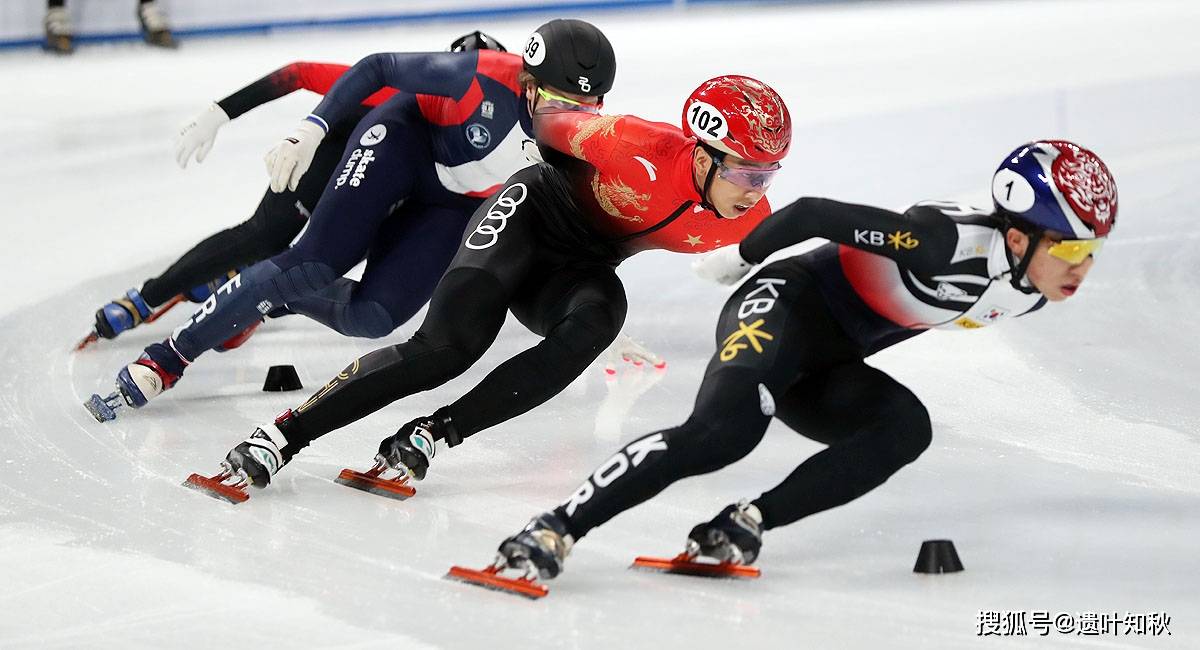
left=688, top=101, right=728, bottom=140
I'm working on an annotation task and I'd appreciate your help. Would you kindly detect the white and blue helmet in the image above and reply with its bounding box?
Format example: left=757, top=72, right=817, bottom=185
left=991, top=140, right=1117, bottom=239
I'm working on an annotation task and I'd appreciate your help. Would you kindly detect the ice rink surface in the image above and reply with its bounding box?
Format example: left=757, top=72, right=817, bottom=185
left=2, top=1, right=1198, bottom=647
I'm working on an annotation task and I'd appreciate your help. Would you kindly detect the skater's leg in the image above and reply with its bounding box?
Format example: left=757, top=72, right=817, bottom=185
left=553, top=261, right=846, bottom=540
left=286, top=203, right=474, bottom=338
left=278, top=168, right=548, bottom=447
left=750, top=363, right=932, bottom=529
left=555, top=366, right=773, bottom=540
left=430, top=265, right=627, bottom=440
left=166, top=99, right=425, bottom=362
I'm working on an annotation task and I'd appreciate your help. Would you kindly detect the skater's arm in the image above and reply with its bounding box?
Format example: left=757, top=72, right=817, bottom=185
left=739, top=198, right=959, bottom=273
left=215, top=62, right=395, bottom=120
left=310, top=52, right=482, bottom=127
left=533, top=112, right=626, bottom=166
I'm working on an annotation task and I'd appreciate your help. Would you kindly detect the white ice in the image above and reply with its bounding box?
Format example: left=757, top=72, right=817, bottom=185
left=2, top=1, right=1198, bottom=647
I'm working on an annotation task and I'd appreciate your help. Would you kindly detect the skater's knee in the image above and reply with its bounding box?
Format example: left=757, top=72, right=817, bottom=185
left=338, top=301, right=396, bottom=339
left=549, top=301, right=624, bottom=357
left=266, top=261, right=339, bottom=301
left=883, top=391, right=931, bottom=466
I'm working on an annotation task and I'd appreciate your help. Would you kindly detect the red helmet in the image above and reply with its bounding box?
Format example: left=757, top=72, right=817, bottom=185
left=681, top=75, right=791, bottom=163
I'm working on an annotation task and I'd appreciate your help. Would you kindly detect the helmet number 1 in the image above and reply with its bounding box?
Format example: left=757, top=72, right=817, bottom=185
left=688, top=101, right=728, bottom=140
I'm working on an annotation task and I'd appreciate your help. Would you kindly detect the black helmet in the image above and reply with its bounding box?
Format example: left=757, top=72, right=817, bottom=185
left=521, top=19, right=615, bottom=97
left=449, top=30, right=507, bottom=53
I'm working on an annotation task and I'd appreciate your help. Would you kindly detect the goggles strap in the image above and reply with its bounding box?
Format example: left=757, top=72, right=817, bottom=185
left=1005, top=223, right=1041, bottom=294
left=697, top=144, right=730, bottom=219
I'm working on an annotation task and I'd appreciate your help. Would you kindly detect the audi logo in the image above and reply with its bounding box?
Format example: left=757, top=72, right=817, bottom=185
left=465, top=183, right=528, bottom=250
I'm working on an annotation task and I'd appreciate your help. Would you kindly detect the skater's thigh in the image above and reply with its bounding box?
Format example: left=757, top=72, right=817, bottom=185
left=774, top=363, right=924, bottom=446
left=509, top=263, right=627, bottom=337
left=356, top=202, right=476, bottom=325
left=706, top=260, right=857, bottom=395
left=440, top=165, right=546, bottom=294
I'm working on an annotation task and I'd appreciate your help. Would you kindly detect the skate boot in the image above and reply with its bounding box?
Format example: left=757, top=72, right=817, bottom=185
left=93, top=288, right=154, bottom=340
left=117, top=342, right=186, bottom=407
left=86, top=341, right=186, bottom=421
left=686, top=500, right=764, bottom=565
left=376, top=410, right=459, bottom=481
left=137, top=1, right=176, bottom=48
left=497, top=511, right=575, bottom=580
left=43, top=7, right=73, bottom=54
left=223, top=410, right=303, bottom=488
left=184, top=411, right=304, bottom=503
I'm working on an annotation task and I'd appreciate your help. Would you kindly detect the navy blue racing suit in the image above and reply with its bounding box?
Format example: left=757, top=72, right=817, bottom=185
left=152, top=50, right=535, bottom=364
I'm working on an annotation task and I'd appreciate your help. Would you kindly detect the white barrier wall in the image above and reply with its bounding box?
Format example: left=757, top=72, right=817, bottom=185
left=0, top=0, right=672, bottom=44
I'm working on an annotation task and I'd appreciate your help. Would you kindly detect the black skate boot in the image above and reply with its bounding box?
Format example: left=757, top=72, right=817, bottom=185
left=687, top=500, right=764, bottom=565
left=376, top=410, right=459, bottom=480
left=498, top=512, right=575, bottom=580
left=223, top=410, right=305, bottom=488
left=184, top=411, right=306, bottom=504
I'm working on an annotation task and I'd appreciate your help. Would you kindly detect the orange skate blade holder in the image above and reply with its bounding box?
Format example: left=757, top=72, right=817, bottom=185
left=182, top=471, right=249, bottom=504
left=446, top=563, right=548, bottom=600
left=334, top=462, right=415, bottom=500
left=631, top=553, right=761, bottom=579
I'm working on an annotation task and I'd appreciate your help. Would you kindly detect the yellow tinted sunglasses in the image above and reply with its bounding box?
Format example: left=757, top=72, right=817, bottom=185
left=1047, top=238, right=1104, bottom=264
left=535, top=87, right=601, bottom=113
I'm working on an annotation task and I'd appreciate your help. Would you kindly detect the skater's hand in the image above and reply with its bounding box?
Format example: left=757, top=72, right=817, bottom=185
left=174, top=103, right=229, bottom=169
left=265, top=118, right=326, bottom=193
left=692, top=245, right=753, bottom=286
left=604, top=334, right=665, bottom=375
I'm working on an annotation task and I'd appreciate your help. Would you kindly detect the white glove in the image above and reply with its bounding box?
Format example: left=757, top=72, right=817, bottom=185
left=692, top=244, right=753, bottom=285
left=604, top=333, right=666, bottom=374
left=264, top=119, right=326, bottom=193
left=174, top=103, right=229, bottom=169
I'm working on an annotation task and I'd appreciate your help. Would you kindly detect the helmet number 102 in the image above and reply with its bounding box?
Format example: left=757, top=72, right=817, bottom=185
left=688, top=101, right=729, bottom=140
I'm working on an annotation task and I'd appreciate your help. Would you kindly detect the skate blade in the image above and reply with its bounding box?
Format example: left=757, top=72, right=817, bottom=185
left=334, top=468, right=415, bottom=500
left=74, top=331, right=99, bottom=352
left=84, top=393, right=117, bottom=422
left=182, top=473, right=249, bottom=504
left=446, top=565, right=548, bottom=600
left=631, top=554, right=761, bottom=579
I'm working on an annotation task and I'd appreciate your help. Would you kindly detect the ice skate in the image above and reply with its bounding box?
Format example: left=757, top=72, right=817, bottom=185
left=337, top=413, right=452, bottom=499
left=333, top=458, right=415, bottom=500
left=686, top=500, right=764, bottom=565
left=631, top=501, right=763, bottom=579
left=375, top=412, right=456, bottom=481
left=447, top=512, right=573, bottom=599
left=184, top=411, right=299, bottom=503
left=84, top=342, right=185, bottom=421
left=75, top=293, right=183, bottom=351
